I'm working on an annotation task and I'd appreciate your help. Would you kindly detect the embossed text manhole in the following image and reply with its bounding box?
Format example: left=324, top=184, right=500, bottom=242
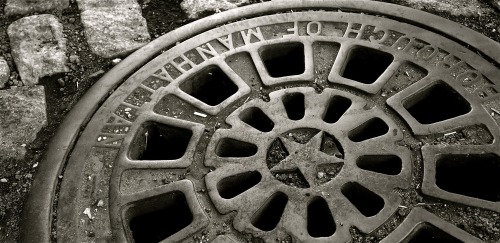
left=21, top=1, right=500, bottom=242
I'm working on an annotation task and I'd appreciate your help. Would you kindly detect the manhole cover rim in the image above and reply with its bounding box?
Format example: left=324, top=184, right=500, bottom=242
left=20, top=1, right=500, bottom=242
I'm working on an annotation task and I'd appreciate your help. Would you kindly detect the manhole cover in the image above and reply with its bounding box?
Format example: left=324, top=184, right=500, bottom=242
left=21, top=1, right=500, bottom=243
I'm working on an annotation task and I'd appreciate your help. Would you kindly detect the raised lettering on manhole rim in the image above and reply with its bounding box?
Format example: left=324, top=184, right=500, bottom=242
left=20, top=1, right=500, bottom=243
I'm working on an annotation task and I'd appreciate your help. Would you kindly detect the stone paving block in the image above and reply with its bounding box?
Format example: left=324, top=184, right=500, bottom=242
left=4, top=0, right=69, bottom=17
left=0, top=57, right=9, bottom=89
left=8, top=14, right=69, bottom=86
left=76, top=0, right=140, bottom=11
left=0, top=86, right=47, bottom=160
left=402, top=0, right=493, bottom=16
left=492, top=0, right=500, bottom=11
left=77, top=0, right=151, bottom=58
left=181, top=0, right=249, bottom=19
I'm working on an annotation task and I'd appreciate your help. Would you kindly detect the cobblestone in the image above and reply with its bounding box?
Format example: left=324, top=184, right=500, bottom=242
left=0, top=57, right=9, bottom=89
left=77, top=0, right=151, bottom=58
left=181, top=0, right=249, bottom=19
left=492, top=0, right=500, bottom=11
left=4, top=0, right=69, bottom=17
left=0, top=86, right=47, bottom=160
left=8, top=14, right=69, bottom=86
left=401, top=0, right=493, bottom=16
left=76, top=0, right=139, bottom=11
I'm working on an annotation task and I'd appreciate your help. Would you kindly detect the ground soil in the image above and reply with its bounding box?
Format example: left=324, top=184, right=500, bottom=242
left=0, top=0, right=498, bottom=242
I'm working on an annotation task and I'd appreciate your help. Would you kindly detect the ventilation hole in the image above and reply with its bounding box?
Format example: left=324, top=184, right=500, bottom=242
left=239, top=107, right=275, bottom=132
left=129, top=122, right=193, bottom=160
left=348, top=118, right=389, bottom=142
left=283, top=93, right=305, bottom=120
left=215, top=138, right=258, bottom=157
left=260, top=42, right=305, bottom=77
left=307, top=197, right=336, bottom=237
left=402, top=223, right=463, bottom=243
left=323, top=96, right=352, bottom=123
left=357, top=155, right=402, bottom=175
left=341, top=46, right=394, bottom=84
left=404, top=82, right=471, bottom=124
left=436, top=154, right=500, bottom=202
left=179, top=65, right=238, bottom=106
left=217, top=171, right=262, bottom=199
left=272, top=170, right=310, bottom=188
left=320, top=132, right=344, bottom=158
left=251, top=192, right=288, bottom=231
left=127, top=191, right=193, bottom=242
left=341, top=182, right=385, bottom=217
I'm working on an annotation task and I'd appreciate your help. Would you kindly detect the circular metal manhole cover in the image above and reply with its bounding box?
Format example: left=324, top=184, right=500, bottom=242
left=21, top=1, right=500, bottom=243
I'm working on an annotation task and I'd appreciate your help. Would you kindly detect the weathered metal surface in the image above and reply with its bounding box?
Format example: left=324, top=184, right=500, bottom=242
left=21, top=1, right=500, bottom=242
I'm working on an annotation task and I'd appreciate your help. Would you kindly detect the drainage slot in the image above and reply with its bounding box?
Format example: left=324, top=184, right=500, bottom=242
left=436, top=154, right=500, bottom=202
left=404, top=82, right=471, bottom=124
left=127, top=191, right=193, bottom=242
left=251, top=192, right=288, bottom=231
left=307, top=197, right=336, bottom=237
left=348, top=118, right=389, bottom=142
left=215, top=138, right=258, bottom=157
left=239, top=107, right=275, bottom=132
left=283, top=92, right=305, bottom=120
left=357, top=155, right=402, bottom=175
left=402, top=223, right=463, bottom=243
left=179, top=65, right=238, bottom=106
left=341, top=182, right=384, bottom=217
left=129, top=122, right=193, bottom=160
left=260, top=42, right=305, bottom=77
left=217, top=171, right=262, bottom=199
left=341, top=46, right=393, bottom=84
left=323, top=96, right=352, bottom=123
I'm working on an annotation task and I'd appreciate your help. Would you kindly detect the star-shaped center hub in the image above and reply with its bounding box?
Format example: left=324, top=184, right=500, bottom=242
left=266, top=129, right=344, bottom=188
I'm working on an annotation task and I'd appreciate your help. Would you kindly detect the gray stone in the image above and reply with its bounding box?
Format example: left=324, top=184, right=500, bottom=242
left=0, top=58, right=9, bottom=89
left=8, top=14, right=69, bottom=86
left=4, top=0, right=69, bottom=17
left=0, top=86, right=47, bottom=160
left=77, top=0, right=151, bottom=58
left=402, top=0, right=493, bottom=16
left=492, top=0, right=500, bottom=11
left=181, top=0, right=249, bottom=19
left=76, top=0, right=140, bottom=11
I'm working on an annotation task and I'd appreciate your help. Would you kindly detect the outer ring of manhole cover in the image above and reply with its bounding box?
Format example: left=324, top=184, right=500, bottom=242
left=21, top=1, right=500, bottom=243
